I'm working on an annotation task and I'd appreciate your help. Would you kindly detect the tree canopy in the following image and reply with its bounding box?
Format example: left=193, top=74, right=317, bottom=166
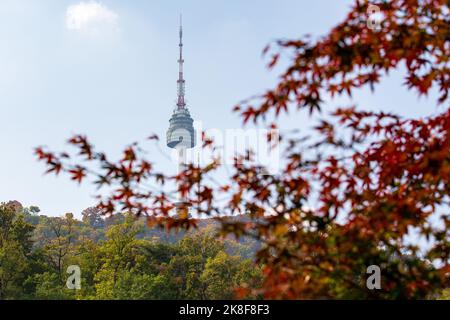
left=0, top=203, right=261, bottom=300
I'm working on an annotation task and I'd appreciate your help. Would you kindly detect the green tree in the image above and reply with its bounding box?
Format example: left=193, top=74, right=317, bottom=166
left=0, top=203, right=35, bottom=299
left=94, top=215, right=149, bottom=299
left=35, top=213, right=78, bottom=282
left=81, top=207, right=105, bottom=229
left=71, top=237, right=102, bottom=299
left=172, top=229, right=223, bottom=299
left=32, top=272, right=73, bottom=300
left=201, top=251, right=262, bottom=299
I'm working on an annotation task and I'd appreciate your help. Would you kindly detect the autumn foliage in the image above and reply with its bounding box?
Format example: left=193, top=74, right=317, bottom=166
left=36, top=0, right=449, bottom=299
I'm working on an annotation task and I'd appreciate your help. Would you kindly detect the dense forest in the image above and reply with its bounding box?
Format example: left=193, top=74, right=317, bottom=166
left=0, top=201, right=262, bottom=300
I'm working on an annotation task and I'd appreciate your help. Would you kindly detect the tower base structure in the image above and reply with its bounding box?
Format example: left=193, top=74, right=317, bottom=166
left=174, top=200, right=191, bottom=219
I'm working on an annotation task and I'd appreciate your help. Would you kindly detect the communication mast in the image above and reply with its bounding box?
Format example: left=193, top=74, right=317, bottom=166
left=166, top=15, right=196, bottom=216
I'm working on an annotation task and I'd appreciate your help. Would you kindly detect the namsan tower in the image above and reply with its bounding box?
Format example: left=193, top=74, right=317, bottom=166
left=166, top=16, right=196, bottom=215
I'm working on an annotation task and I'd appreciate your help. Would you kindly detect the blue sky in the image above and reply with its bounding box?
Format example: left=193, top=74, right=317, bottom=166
left=0, top=0, right=444, bottom=218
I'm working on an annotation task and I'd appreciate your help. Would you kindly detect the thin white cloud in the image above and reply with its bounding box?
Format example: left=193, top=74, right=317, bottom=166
left=65, top=1, right=118, bottom=33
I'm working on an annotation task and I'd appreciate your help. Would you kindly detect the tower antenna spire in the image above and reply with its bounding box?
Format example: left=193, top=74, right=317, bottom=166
left=177, top=14, right=185, bottom=109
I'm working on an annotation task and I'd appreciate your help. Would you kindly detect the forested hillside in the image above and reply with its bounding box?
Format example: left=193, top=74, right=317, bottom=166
left=0, top=201, right=261, bottom=300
